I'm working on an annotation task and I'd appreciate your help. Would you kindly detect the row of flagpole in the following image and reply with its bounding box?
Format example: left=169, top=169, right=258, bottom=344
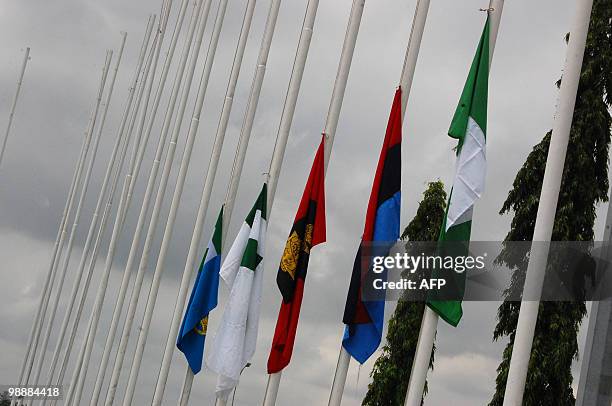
left=70, top=0, right=206, bottom=403
left=11, top=0, right=596, bottom=404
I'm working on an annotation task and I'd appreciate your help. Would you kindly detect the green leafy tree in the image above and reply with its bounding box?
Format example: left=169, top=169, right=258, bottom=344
left=363, top=181, right=447, bottom=406
left=489, top=1, right=612, bottom=404
left=0, top=391, right=11, bottom=406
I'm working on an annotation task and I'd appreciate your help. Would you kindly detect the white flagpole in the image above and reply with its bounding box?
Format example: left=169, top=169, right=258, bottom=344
left=86, top=6, right=175, bottom=406
left=145, top=0, right=231, bottom=403
left=44, top=33, right=128, bottom=391
left=97, top=1, right=199, bottom=404
left=212, top=1, right=284, bottom=405
left=19, top=105, right=107, bottom=403
left=60, top=15, right=157, bottom=405
left=69, top=1, right=208, bottom=403
left=10, top=58, right=90, bottom=406
left=501, top=1, right=593, bottom=404
left=0, top=46, right=30, bottom=169
left=168, top=0, right=259, bottom=403
left=50, top=20, right=157, bottom=398
left=25, top=49, right=113, bottom=395
left=126, top=0, right=228, bottom=402
left=120, top=1, right=214, bottom=404
left=219, top=0, right=282, bottom=243
left=404, top=2, right=504, bottom=405
left=260, top=0, right=320, bottom=404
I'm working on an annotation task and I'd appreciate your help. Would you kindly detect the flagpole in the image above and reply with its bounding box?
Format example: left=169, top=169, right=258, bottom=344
left=501, top=1, right=593, bottom=404
left=59, top=15, right=156, bottom=405
left=163, top=0, right=258, bottom=402
left=257, top=0, right=320, bottom=404
left=97, top=0, right=200, bottom=403
left=10, top=55, right=91, bottom=406
left=71, top=0, right=208, bottom=402
left=128, top=0, right=228, bottom=402
left=84, top=10, right=171, bottom=406
left=206, top=1, right=283, bottom=405
left=220, top=0, right=282, bottom=244
left=24, top=49, right=113, bottom=395
left=0, top=46, right=30, bottom=169
left=120, top=1, right=214, bottom=404
left=83, top=7, right=173, bottom=406
left=149, top=0, right=258, bottom=402
left=404, top=2, right=504, bottom=405
left=43, top=32, right=128, bottom=392
left=53, top=19, right=158, bottom=404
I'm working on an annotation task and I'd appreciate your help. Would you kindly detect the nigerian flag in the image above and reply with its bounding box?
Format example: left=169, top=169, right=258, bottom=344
left=427, top=18, right=490, bottom=327
left=206, top=184, right=267, bottom=400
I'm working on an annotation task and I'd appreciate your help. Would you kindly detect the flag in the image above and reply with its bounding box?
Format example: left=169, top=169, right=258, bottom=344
left=206, top=184, right=267, bottom=400
left=342, top=88, right=402, bottom=364
left=267, top=136, right=326, bottom=374
left=427, top=18, right=490, bottom=327
left=176, top=207, right=223, bottom=374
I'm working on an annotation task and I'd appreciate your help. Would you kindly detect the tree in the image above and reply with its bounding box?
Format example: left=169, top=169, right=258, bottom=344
left=363, top=181, right=447, bottom=406
left=489, top=1, right=612, bottom=404
left=0, top=391, right=11, bottom=406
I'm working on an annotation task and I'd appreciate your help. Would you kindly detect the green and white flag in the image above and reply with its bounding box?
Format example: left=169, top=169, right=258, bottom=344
left=206, top=184, right=267, bottom=400
left=428, top=18, right=490, bottom=327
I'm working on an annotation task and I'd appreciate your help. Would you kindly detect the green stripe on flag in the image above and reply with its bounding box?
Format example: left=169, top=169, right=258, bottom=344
left=211, top=206, right=223, bottom=254
left=427, top=17, right=490, bottom=327
left=449, top=18, right=490, bottom=149
left=245, top=184, right=268, bottom=226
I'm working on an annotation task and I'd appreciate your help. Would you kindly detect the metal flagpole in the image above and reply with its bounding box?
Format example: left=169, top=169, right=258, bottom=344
left=16, top=43, right=121, bottom=402
left=54, top=23, right=163, bottom=394
left=219, top=0, right=282, bottom=244
left=0, top=46, right=30, bottom=169
left=502, top=0, right=593, bottom=404
left=404, top=2, right=504, bottom=405
left=145, top=0, right=230, bottom=402
left=260, top=0, right=320, bottom=403
left=68, top=1, right=207, bottom=402
left=169, top=1, right=258, bottom=403
left=59, top=16, right=156, bottom=405
left=25, top=50, right=113, bottom=395
left=120, top=1, right=213, bottom=404
left=50, top=22, right=155, bottom=398
left=10, top=56, right=89, bottom=406
left=86, top=5, right=175, bottom=406
left=97, top=0, right=200, bottom=404
left=44, top=32, right=127, bottom=390
left=213, top=1, right=284, bottom=405
left=121, top=0, right=227, bottom=402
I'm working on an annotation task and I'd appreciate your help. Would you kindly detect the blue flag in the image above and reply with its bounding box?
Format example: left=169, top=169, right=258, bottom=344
left=177, top=208, right=223, bottom=374
left=342, top=89, right=402, bottom=363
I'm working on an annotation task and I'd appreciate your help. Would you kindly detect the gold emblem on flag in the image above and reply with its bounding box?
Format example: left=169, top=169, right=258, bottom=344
left=280, top=224, right=315, bottom=280
left=304, top=224, right=313, bottom=253
left=280, top=231, right=300, bottom=279
left=195, top=316, right=208, bottom=336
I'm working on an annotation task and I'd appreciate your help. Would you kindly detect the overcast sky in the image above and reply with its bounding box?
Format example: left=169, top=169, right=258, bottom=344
left=0, top=0, right=602, bottom=405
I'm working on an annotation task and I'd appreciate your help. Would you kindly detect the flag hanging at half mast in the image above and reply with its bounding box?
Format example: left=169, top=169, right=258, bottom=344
left=176, top=207, right=223, bottom=374
left=206, top=184, right=267, bottom=400
left=427, top=17, right=490, bottom=327
left=342, top=88, right=402, bottom=364
left=268, top=136, right=326, bottom=374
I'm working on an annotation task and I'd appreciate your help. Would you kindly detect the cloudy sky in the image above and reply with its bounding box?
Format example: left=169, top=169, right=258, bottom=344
left=0, top=0, right=602, bottom=405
